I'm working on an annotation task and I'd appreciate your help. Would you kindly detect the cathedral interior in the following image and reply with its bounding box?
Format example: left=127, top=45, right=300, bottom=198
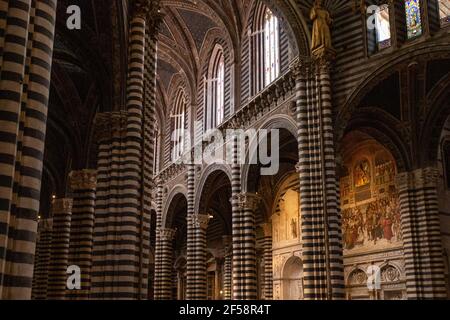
left=0, top=0, right=449, bottom=301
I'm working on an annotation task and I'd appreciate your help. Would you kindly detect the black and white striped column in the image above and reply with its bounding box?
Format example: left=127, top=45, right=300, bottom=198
left=291, top=56, right=344, bottom=300
left=236, top=192, right=260, bottom=300
left=66, top=170, right=96, bottom=300
left=123, top=0, right=148, bottom=300
left=141, top=8, right=161, bottom=301
left=153, top=183, right=164, bottom=299
left=47, top=198, right=72, bottom=300
left=154, top=228, right=176, bottom=300
left=222, top=236, right=232, bottom=300
left=0, top=0, right=57, bottom=299
left=91, top=112, right=128, bottom=299
left=31, top=219, right=53, bottom=300
left=261, top=223, right=273, bottom=300
left=230, top=133, right=242, bottom=300
left=186, top=163, right=197, bottom=299
left=186, top=214, right=210, bottom=300
left=91, top=0, right=161, bottom=299
left=396, top=167, right=447, bottom=299
left=0, top=2, right=31, bottom=298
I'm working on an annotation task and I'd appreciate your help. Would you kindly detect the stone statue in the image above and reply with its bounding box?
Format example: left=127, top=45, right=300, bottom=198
left=291, top=218, right=298, bottom=238
left=310, top=0, right=333, bottom=52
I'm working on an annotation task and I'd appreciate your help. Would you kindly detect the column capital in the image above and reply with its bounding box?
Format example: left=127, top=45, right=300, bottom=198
left=38, top=218, right=53, bottom=231
left=131, top=0, right=163, bottom=28
left=311, top=54, right=335, bottom=76
left=131, top=0, right=151, bottom=19
left=260, top=223, right=272, bottom=237
left=69, top=169, right=97, bottom=190
left=295, top=162, right=302, bottom=174
left=235, top=192, right=261, bottom=211
left=187, top=214, right=211, bottom=230
left=396, top=166, right=439, bottom=190
left=94, top=112, right=127, bottom=141
left=222, top=235, right=232, bottom=253
left=289, top=56, right=313, bottom=79
left=51, top=198, right=73, bottom=213
left=157, top=227, right=176, bottom=241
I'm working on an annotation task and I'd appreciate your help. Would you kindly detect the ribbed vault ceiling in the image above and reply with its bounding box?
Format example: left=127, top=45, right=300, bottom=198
left=156, top=0, right=245, bottom=115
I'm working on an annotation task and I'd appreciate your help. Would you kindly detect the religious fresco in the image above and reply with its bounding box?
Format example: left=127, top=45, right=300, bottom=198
left=340, top=147, right=402, bottom=254
left=272, top=188, right=300, bottom=244
left=405, top=0, right=423, bottom=39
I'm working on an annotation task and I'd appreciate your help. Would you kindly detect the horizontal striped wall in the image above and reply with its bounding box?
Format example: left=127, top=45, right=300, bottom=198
left=331, top=7, right=366, bottom=108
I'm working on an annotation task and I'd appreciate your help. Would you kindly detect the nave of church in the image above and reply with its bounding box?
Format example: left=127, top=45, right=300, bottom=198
left=0, top=0, right=449, bottom=300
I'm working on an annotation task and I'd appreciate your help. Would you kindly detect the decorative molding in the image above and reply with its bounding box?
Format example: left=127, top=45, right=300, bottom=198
left=94, top=112, right=128, bottom=142
left=157, top=227, right=176, bottom=241
left=187, top=214, right=211, bottom=230
left=38, top=218, right=53, bottom=231
left=235, top=192, right=261, bottom=211
left=219, top=69, right=296, bottom=132
left=156, top=162, right=186, bottom=184
left=396, top=166, right=439, bottom=190
left=381, top=265, right=401, bottom=283
left=69, top=169, right=97, bottom=190
left=260, top=223, right=272, bottom=237
left=289, top=55, right=313, bottom=79
left=52, top=198, right=73, bottom=213
left=348, top=268, right=367, bottom=285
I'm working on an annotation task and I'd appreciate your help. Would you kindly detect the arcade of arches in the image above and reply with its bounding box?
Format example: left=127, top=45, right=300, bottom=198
left=0, top=0, right=449, bottom=300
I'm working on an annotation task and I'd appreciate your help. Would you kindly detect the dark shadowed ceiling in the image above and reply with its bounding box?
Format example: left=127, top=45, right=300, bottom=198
left=41, top=0, right=125, bottom=216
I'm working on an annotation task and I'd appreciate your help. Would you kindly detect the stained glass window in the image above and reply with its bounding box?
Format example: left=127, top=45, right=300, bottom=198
left=439, top=0, right=450, bottom=27
left=264, top=8, right=280, bottom=87
left=375, top=4, right=391, bottom=50
left=405, top=0, right=423, bottom=39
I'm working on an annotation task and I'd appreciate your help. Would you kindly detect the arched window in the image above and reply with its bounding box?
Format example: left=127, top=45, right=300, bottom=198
left=439, top=0, right=450, bottom=27
left=251, top=4, right=280, bottom=94
left=205, top=45, right=225, bottom=130
left=171, top=89, right=186, bottom=161
left=405, top=0, right=423, bottom=39
left=264, top=8, right=280, bottom=86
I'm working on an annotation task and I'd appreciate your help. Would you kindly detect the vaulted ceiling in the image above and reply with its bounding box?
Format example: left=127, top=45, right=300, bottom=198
left=155, top=0, right=250, bottom=118
left=40, top=0, right=352, bottom=216
left=41, top=0, right=124, bottom=215
left=154, top=0, right=353, bottom=120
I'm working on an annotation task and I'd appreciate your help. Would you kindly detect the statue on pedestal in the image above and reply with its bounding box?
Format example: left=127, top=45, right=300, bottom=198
left=310, top=0, right=335, bottom=61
